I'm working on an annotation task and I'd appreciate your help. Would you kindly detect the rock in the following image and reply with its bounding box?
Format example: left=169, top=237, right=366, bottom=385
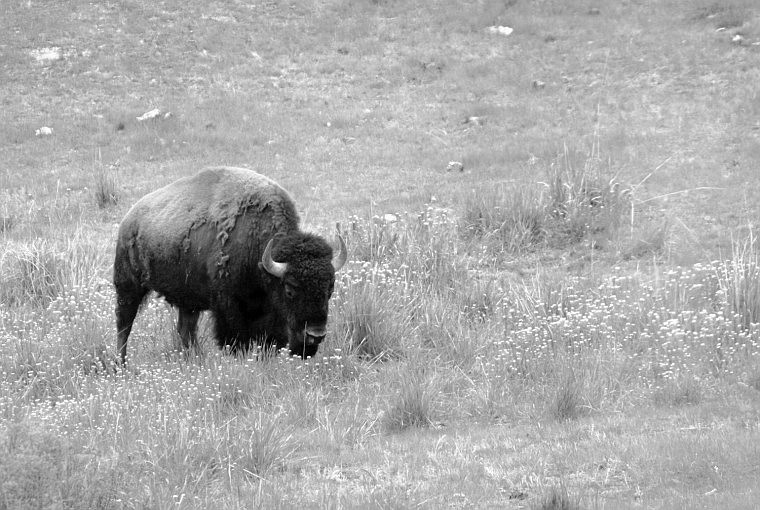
left=487, top=26, right=513, bottom=36
left=136, top=108, right=162, bottom=121
left=464, top=116, right=485, bottom=126
left=532, top=80, right=546, bottom=89
left=30, top=47, right=62, bottom=64
left=732, top=34, right=745, bottom=45
left=35, top=126, right=53, bottom=136
left=446, top=161, right=464, bottom=173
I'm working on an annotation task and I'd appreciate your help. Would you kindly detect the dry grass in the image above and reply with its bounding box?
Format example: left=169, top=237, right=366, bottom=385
left=1, top=0, right=760, bottom=508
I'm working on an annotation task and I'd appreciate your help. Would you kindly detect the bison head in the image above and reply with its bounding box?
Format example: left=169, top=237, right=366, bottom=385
left=260, top=232, right=347, bottom=358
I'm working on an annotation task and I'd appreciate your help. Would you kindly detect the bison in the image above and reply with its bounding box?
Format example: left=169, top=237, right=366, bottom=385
left=113, top=166, right=347, bottom=363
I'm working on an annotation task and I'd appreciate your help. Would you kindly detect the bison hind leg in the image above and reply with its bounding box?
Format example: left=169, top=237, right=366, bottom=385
left=115, top=284, right=149, bottom=364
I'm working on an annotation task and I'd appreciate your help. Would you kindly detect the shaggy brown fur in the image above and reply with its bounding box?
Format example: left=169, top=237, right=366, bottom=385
left=113, top=166, right=345, bottom=362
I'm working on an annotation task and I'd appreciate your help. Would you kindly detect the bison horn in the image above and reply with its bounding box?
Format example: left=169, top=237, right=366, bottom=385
left=262, top=238, right=288, bottom=278
left=332, top=234, right=347, bottom=271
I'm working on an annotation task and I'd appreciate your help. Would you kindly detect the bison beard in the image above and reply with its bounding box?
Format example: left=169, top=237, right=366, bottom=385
left=113, top=167, right=347, bottom=363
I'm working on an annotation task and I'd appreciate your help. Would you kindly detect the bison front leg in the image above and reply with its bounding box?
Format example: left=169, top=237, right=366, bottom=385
left=177, top=308, right=201, bottom=354
left=211, top=307, right=256, bottom=355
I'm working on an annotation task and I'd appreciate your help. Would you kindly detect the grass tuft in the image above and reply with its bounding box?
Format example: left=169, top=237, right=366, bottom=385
left=545, top=145, right=631, bottom=248
left=0, top=240, right=67, bottom=306
left=236, top=410, right=297, bottom=477
left=0, top=215, right=14, bottom=234
left=383, top=364, right=439, bottom=432
left=94, top=166, right=119, bottom=209
left=549, top=369, right=587, bottom=421
left=0, top=424, right=121, bottom=509
left=621, top=219, right=669, bottom=260
left=0, top=234, right=108, bottom=306
left=532, top=484, right=582, bottom=510
left=653, top=375, right=703, bottom=407
left=346, top=213, right=401, bottom=263
left=333, top=267, right=413, bottom=360
left=716, top=231, right=760, bottom=329
left=460, top=184, right=545, bottom=254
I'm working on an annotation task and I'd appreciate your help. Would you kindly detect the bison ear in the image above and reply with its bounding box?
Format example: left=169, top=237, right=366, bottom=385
left=261, top=238, right=288, bottom=278
left=331, top=234, right=347, bottom=271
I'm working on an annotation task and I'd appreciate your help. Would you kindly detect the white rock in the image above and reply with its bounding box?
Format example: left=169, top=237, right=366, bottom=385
left=136, top=108, right=161, bottom=121
left=30, top=47, right=62, bottom=63
left=487, top=26, right=513, bottom=36
left=35, top=126, right=53, bottom=136
left=465, top=116, right=485, bottom=126
left=446, top=161, right=464, bottom=172
left=383, top=213, right=398, bottom=223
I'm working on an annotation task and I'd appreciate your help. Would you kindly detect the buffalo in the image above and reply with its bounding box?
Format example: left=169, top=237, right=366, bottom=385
left=113, top=166, right=347, bottom=363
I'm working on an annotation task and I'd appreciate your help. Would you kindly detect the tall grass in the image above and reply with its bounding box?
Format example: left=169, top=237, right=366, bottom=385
left=0, top=233, right=109, bottom=307
left=716, top=231, right=760, bottom=329
left=382, top=362, right=440, bottom=431
left=94, top=166, right=120, bottom=209
left=459, top=146, right=632, bottom=258
left=532, top=484, right=582, bottom=510
left=460, top=184, right=545, bottom=254
left=3, top=0, right=760, bottom=505
left=545, top=144, right=630, bottom=246
left=1, top=201, right=759, bottom=507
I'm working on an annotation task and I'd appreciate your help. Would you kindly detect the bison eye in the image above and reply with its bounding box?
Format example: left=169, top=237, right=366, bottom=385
left=284, top=283, right=297, bottom=299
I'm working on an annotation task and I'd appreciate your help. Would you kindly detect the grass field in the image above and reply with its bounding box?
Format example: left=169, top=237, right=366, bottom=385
left=2, top=0, right=760, bottom=508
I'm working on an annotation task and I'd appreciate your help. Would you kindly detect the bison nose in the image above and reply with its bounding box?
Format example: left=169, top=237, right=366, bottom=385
left=304, top=324, right=327, bottom=345
left=305, top=333, right=325, bottom=346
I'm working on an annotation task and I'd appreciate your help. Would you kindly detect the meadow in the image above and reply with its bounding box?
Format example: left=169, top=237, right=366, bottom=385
left=1, top=0, right=760, bottom=508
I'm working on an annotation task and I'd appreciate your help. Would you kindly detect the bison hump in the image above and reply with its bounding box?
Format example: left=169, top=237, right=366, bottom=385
left=120, top=166, right=300, bottom=255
